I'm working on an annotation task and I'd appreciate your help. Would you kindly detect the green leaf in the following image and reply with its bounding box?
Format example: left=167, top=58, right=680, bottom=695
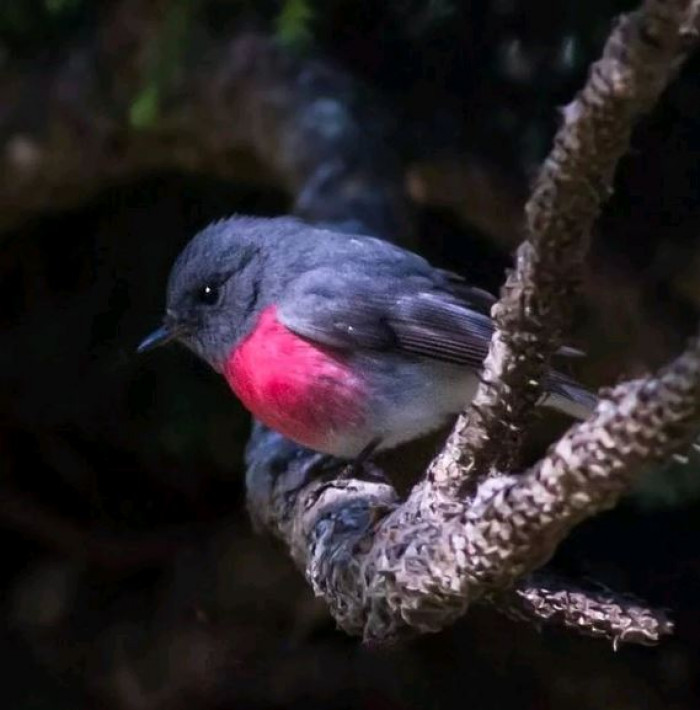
left=129, top=84, right=160, bottom=129
left=275, top=0, right=314, bottom=51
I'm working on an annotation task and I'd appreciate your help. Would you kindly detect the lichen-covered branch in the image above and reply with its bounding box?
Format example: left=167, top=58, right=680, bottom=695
left=246, top=422, right=675, bottom=646
left=242, top=0, right=699, bottom=646
left=498, top=571, right=674, bottom=647
left=463, top=335, right=700, bottom=591
left=256, top=332, right=699, bottom=644
left=429, top=0, right=700, bottom=493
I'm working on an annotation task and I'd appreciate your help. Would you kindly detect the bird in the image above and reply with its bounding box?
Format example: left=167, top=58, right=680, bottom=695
left=138, top=216, right=595, bottom=461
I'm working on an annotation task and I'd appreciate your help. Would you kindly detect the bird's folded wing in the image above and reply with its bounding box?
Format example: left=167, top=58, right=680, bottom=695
left=278, top=267, right=496, bottom=370
left=277, top=266, right=594, bottom=415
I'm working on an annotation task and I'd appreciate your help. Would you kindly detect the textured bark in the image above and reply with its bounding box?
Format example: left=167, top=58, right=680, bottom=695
left=428, top=0, right=700, bottom=493
left=244, top=0, right=698, bottom=646
left=248, top=332, right=698, bottom=644
left=500, top=571, right=675, bottom=647
left=463, top=337, right=700, bottom=591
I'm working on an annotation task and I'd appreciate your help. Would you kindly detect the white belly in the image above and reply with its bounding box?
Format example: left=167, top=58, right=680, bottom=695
left=320, top=356, right=592, bottom=460
left=324, top=359, right=479, bottom=459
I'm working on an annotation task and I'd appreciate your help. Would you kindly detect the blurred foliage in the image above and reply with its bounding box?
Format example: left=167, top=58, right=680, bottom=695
left=273, top=0, right=457, bottom=50
left=387, top=0, right=457, bottom=37
left=0, top=0, right=637, bottom=170
left=275, top=0, right=315, bottom=50
left=130, top=0, right=196, bottom=129
left=0, top=0, right=87, bottom=50
left=633, top=458, right=700, bottom=510
left=288, top=0, right=637, bottom=172
left=44, top=0, right=82, bottom=15
left=129, top=84, right=161, bottom=130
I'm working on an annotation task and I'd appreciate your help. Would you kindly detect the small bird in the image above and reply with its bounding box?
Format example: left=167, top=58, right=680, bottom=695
left=139, top=216, right=595, bottom=460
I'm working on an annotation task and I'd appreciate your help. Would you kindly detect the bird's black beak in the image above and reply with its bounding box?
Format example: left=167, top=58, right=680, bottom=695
left=137, top=324, right=177, bottom=353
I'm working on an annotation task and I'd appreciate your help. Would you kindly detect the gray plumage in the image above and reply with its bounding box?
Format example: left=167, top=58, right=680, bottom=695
left=147, top=216, right=596, bottom=457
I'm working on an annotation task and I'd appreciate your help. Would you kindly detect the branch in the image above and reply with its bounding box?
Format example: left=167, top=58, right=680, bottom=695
left=428, top=0, right=700, bottom=493
left=463, top=335, right=700, bottom=593
left=249, top=330, right=699, bottom=644
left=242, top=0, right=699, bottom=645
left=498, top=571, right=674, bottom=647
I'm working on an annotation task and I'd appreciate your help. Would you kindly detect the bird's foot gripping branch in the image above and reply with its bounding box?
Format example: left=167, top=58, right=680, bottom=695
left=240, top=0, right=700, bottom=647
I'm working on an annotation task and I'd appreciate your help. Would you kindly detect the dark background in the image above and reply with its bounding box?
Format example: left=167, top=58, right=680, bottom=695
left=2, top=0, right=700, bottom=708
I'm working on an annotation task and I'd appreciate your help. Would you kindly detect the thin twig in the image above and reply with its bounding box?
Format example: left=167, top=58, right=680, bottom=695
left=496, top=571, right=674, bottom=647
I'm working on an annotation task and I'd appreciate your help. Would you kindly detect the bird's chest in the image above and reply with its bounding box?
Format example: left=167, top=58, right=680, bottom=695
left=223, top=307, right=367, bottom=452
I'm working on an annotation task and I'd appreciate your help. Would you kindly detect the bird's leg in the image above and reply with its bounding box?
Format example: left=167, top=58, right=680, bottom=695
left=343, top=437, right=382, bottom=478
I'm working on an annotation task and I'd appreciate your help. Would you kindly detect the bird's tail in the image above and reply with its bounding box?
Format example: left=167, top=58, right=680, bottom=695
left=545, top=372, right=598, bottom=420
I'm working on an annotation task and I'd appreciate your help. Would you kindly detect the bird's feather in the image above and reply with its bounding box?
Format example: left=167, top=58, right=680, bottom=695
left=277, top=264, right=595, bottom=417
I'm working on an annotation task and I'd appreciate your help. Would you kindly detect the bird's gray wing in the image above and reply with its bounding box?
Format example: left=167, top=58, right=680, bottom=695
left=277, top=266, right=595, bottom=416
left=277, top=267, right=494, bottom=369
left=434, top=267, right=584, bottom=358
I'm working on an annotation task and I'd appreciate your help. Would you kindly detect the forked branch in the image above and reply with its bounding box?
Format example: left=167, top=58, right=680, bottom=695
left=429, top=0, right=700, bottom=492
left=243, top=0, right=700, bottom=646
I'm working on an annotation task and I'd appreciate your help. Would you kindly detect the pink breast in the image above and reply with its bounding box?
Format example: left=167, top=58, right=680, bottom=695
left=223, top=306, right=367, bottom=451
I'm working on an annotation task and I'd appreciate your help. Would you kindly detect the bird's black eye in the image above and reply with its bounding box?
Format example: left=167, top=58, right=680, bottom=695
left=197, top=283, right=220, bottom=306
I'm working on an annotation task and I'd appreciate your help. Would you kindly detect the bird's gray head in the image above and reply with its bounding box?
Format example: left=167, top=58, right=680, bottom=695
left=138, top=216, right=289, bottom=370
